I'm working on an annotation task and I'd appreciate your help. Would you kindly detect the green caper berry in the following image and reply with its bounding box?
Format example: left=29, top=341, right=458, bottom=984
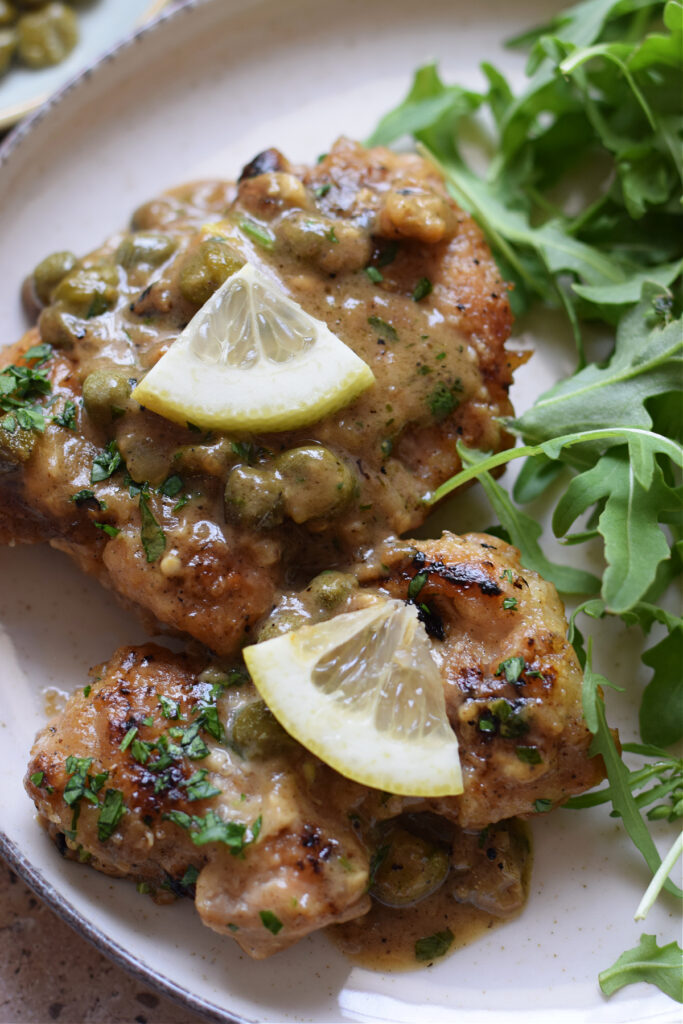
left=54, top=264, right=118, bottom=318
left=0, top=25, right=16, bottom=73
left=82, top=368, right=132, bottom=426
left=179, top=239, right=244, bottom=307
left=0, top=421, right=36, bottom=468
left=305, top=571, right=357, bottom=610
left=32, top=250, right=78, bottom=305
left=231, top=701, right=294, bottom=759
left=0, top=3, right=17, bottom=28
left=371, top=828, right=450, bottom=908
left=224, top=465, right=283, bottom=529
left=37, top=305, right=83, bottom=349
left=17, top=3, right=78, bottom=69
left=277, top=445, right=355, bottom=523
left=116, top=232, right=177, bottom=269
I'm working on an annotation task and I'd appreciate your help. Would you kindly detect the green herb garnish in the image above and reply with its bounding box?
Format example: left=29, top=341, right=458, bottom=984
left=90, top=441, right=122, bottom=483
left=412, top=277, right=433, bottom=301
left=259, top=910, right=283, bottom=935
left=139, top=492, right=166, bottom=563
left=414, top=928, right=454, bottom=962
left=239, top=218, right=275, bottom=249
left=367, top=316, right=398, bottom=341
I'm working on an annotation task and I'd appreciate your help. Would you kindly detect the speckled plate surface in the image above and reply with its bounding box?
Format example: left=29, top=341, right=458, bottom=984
left=0, top=1, right=680, bottom=1022
left=0, top=0, right=168, bottom=130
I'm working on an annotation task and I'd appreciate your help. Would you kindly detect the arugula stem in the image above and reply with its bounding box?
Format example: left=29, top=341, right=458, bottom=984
left=634, top=831, right=683, bottom=922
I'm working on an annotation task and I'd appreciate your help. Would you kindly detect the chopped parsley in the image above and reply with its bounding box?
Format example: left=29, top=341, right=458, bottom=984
left=0, top=349, right=52, bottom=434
left=412, top=277, right=433, bottom=302
left=97, top=789, right=126, bottom=841
left=158, top=695, right=180, bottom=720
left=314, top=183, right=331, bottom=198
left=119, top=726, right=138, bottom=752
left=70, top=489, right=98, bottom=506
left=534, top=798, right=553, bottom=813
left=90, top=441, right=122, bottom=483
left=239, top=218, right=275, bottom=249
left=52, top=399, right=77, bottom=430
left=380, top=438, right=393, bottom=458
left=496, top=656, right=526, bottom=684
left=368, top=316, right=398, bottom=342
left=415, top=928, right=454, bottom=962
left=427, top=380, right=462, bottom=421
left=326, top=226, right=339, bottom=244
left=365, top=266, right=383, bottom=283
left=408, top=570, right=429, bottom=602
left=30, top=771, right=44, bottom=786
left=501, top=568, right=515, bottom=583
left=180, top=865, right=199, bottom=888
left=158, top=474, right=184, bottom=498
left=82, top=685, right=91, bottom=697
left=184, top=769, right=222, bottom=802
left=164, top=809, right=249, bottom=852
left=259, top=910, right=283, bottom=935
left=503, top=597, right=518, bottom=610
left=516, top=745, right=543, bottom=765
left=94, top=522, right=120, bottom=538
left=139, top=492, right=166, bottom=563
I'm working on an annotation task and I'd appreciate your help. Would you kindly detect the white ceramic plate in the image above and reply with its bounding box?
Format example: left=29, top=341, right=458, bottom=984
left=0, top=0, right=168, bottom=131
left=0, top=1, right=679, bottom=1022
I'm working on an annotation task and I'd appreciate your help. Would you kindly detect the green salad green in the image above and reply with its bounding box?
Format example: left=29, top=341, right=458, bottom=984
left=369, top=0, right=682, bottom=1002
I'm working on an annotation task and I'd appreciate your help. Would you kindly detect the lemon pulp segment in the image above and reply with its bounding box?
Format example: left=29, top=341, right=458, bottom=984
left=131, top=262, right=375, bottom=431
left=243, top=599, right=462, bottom=797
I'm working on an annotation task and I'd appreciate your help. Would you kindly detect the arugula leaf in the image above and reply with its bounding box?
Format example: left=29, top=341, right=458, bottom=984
left=599, top=934, right=683, bottom=1002
left=640, top=626, right=683, bottom=745
left=581, top=648, right=682, bottom=900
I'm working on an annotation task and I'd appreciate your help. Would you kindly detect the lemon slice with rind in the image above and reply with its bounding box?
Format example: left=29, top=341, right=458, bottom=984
left=132, top=262, right=375, bottom=431
left=243, top=598, right=462, bottom=797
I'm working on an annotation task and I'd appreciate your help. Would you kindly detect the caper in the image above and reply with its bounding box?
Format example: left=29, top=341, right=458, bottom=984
left=277, top=445, right=355, bottom=523
left=224, top=465, right=283, bottom=529
left=131, top=197, right=184, bottom=231
left=0, top=420, right=35, bottom=469
left=0, top=3, right=17, bottom=28
left=371, top=827, right=450, bottom=908
left=17, top=3, right=78, bottom=69
left=231, top=700, right=295, bottom=759
left=54, top=264, right=118, bottom=318
left=173, top=437, right=235, bottom=477
left=37, top=305, right=84, bottom=349
left=277, top=211, right=371, bottom=274
left=305, top=570, right=357, bottom=610
left=179, top=239, right=244, bottom=307
left=116, top=232, right=177, bottom=269
left=32, top=250, right=78, bottom=305
left=0, top=26, right=16, bottom=73
left=254, top=603, right=310, bottom=643
left=82, top=368, right=132, bottom=426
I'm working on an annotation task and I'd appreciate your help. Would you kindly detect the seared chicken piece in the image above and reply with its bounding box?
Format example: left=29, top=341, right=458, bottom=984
left=369, top=532, right=604, bottom=828
left=2, top=139, right=515, bottom=654
left=25, top=534, right=602, bottom=956
left=25, top=644, right=370, bottom=958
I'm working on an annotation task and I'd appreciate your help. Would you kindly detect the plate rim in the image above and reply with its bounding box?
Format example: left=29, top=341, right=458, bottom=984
left=0, top=0, right=183, bottom=132
left=0, top=828, right=248, bottom=1024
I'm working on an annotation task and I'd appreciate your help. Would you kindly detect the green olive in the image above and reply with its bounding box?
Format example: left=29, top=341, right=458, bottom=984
left=54, top=264, right=118, bottom=318
left=276, top=211, right=371, bottom=274
left=179, top=239, right=244, bottom=307
left=82, top=368, right=132, bottom=426
left=131, top=197, right=184, bottom=231
left=32, top=250, right=78, bottom=305
left=277, top=445, right=355, bottom=523
left=0, top=25, right=16, bottom=72
left=231, top=700, right=295, bottom=759
left=116, top=232, right=177, bottom=269
left=38, top=305, right=84, bottom=349
left=371, top=827, right=450, bottom=908
left=304, top=570, right=357, bottom=611
left=224, top=464, right=283, bottom=529
left=0, top=3, right=17, bottom=28
left=0, top=420, right=35, bottom=468
left=17, top=3, right=78, bottom=69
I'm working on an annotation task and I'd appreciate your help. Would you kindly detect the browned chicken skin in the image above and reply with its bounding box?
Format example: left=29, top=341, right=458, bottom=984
left=1, top=140, right=515, bottom=654
left=25, top=534, right=603, bottom=957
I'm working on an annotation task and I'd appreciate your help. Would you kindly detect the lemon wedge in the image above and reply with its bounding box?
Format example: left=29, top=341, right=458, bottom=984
left=243, top=598, right=462, bottom=797
left=132, top=262, right=374, bottom=431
